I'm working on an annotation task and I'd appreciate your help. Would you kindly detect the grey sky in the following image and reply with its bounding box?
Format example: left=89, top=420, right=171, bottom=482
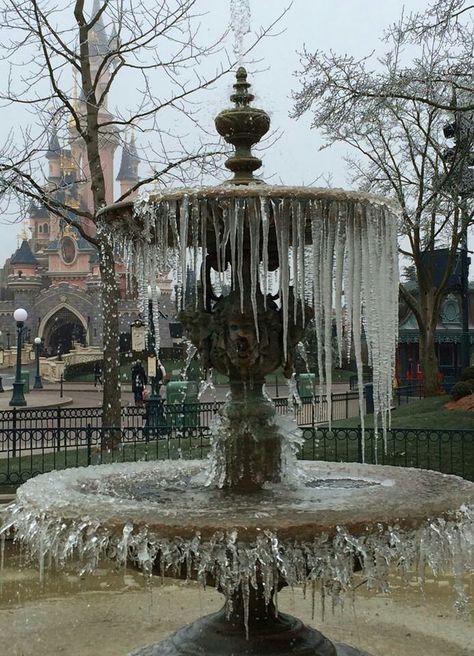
left=0, top=0, right=431, bottom=265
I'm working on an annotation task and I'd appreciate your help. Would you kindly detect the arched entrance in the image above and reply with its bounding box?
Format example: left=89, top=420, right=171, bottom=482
left=41, top=307, right=87, bottom=356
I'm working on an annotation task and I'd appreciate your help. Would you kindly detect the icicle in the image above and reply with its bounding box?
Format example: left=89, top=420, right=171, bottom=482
left=310, top=201, right=324, bottom=391
left=334, top=215, right=345, bottom=367
left=229, top=199, right=237, bottom=290
left=211, top=200, right=223, bottom=284
left=291, top=199, right=299, bottom=325
left=248, top=197, right=260, bottom=341
left=180, top=196, right=189, bottom=310
left=272, top=198, right=290, bottom=364
left=322, top=203, right=336, bottom=428
left=236, top=198, right=245, bottom=313
left=348, top=204, right=365, bottom=460
left=260, top=196, right=270, bottom=308
left=191, top=197, right=200, bottom=309
left=297, top=200, right=306, bottom=320
left=201, top=201, right=208, bottom=311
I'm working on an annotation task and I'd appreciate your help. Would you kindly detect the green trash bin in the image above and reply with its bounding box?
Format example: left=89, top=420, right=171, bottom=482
left=298, top=373, right=316, bottom=401
left=166, top=380, right=199, bottom=428
left=20, top=371, right=30, bottom=394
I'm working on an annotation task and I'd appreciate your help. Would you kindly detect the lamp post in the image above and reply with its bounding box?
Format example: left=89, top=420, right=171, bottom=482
left=6, top=331, right=10, bottom=349
left=147, top=284, right=162, bottom=399
left=9, top=307, right=28, bottom=407
left=145, top=284, right=163, bottom=432
left=33, top=336, right=43, bottom=389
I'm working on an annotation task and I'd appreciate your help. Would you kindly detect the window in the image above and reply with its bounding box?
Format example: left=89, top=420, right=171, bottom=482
left=60, top=236, right=76, bottom=264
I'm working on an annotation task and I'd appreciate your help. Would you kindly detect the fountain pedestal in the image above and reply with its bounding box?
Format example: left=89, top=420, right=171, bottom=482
left=130, top=589, right=370, bottom=656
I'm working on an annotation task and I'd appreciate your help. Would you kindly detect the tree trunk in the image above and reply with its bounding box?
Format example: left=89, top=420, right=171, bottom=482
left=100, top=238, right=122, bottom=445
left=418, top=287, right=441, bottom=397
left=419, top=330, right=440, bottom=396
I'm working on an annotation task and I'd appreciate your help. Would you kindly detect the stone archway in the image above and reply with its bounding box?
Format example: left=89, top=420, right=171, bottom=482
left=40, top=305, right=88, bottom=356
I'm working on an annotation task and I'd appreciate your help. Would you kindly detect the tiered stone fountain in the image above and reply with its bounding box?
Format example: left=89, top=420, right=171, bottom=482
left=2, top=69, right=473, bottom=656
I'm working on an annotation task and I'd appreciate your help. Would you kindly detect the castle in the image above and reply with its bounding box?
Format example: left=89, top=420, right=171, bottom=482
left=0, top=1, right=173, bottom=361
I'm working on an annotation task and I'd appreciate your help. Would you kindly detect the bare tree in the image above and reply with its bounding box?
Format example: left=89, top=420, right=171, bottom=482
left=0, top=0, right=285, bottom=433
left=293, top=24, right=474, bottom=396
left=292, top=0, right=474, bottom=115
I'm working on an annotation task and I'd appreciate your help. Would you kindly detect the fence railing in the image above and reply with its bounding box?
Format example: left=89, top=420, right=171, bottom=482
left=0, top=424, right=472, bottom=488
left=0, top=391, right=363, bottom=432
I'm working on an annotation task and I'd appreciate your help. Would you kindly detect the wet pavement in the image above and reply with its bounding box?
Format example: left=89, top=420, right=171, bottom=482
left=0, top=541, right=471, bottom=656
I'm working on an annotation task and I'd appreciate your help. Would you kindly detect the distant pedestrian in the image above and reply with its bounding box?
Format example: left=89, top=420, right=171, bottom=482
left=156, top=359, right=167, bottom=396
left=131, top=360, right=147, bottom=407
left=94, top=362, right=103, bottom=389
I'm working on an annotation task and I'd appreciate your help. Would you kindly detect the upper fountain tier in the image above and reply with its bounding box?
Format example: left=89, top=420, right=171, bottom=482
left=100, top=67, right=400, bottom=429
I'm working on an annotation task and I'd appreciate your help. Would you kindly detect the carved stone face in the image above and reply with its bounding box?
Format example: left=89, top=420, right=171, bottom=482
left=180, top=288, right=309, bottom=383
left=227, top=315, right=259, bottom=371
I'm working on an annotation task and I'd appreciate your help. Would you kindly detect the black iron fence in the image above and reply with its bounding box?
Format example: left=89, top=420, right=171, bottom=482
left=1, top=391, right=471, bottom=489
left=0, top=423, right=472, bottom=488
left=0, top=391, right=363, bottom=432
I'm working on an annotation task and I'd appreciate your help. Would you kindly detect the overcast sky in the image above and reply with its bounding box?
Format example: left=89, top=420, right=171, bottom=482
left=0, top=0, right=433, bottom=265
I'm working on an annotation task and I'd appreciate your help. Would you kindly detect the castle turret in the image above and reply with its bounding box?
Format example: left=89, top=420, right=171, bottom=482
left=46, top=126, right=61, bottom=174
left=28, top=200, right=50, bottom=253
left=8, top=236, right=43, bottom=320
left=116, top=134, right=140, bottom=197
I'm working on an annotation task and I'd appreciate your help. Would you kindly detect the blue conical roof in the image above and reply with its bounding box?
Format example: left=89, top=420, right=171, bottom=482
left=11, top=239, right=39, bottom=266
left=46, top=126, right=61, bottom=159
left=116, top=135, right=139, bottom=181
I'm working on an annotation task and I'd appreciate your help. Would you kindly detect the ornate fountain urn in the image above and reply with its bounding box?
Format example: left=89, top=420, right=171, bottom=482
left=3, top=67, right=473, bottom=656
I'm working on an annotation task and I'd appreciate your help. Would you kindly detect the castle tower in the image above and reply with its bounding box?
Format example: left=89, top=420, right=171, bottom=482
left=8, top=235, right=43, bottom=322
left=116, top=133, right=140, bottom=198
left=28, top=199, right=51, bottom=254
left=69, top=0, right=120, bottom=212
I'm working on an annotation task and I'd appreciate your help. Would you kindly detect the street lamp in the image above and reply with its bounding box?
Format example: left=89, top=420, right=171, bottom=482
left=33, top=336, right=43, bottom=389
left=9, top=307, right=28, bottom=407
left=145, top=284, right=163, bottom=432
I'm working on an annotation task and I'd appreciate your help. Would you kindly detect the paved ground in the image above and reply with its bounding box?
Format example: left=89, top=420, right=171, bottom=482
left=0, top=366, right=352, bottom=410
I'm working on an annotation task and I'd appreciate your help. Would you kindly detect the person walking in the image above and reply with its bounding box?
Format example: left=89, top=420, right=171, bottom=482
left=155, top=359, right=167, bottom=397
left=93, top=362, right=103, bottom=389
left=131, top=360, right=147, bottom=407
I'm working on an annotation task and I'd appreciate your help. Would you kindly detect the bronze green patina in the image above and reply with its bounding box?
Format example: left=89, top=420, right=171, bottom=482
left=137, top=69, right=372, bottom=656
left=214, top=66, right=270, bottom=185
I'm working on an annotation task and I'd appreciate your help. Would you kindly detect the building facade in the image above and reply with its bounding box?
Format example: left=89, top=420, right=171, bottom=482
left=397, top=283, right=474, bottom=385
left=0, top=4, right=174, bottom=358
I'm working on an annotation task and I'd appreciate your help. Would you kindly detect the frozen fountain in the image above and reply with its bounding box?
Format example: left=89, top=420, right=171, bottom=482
left=2, top=69, right=474, bottom=656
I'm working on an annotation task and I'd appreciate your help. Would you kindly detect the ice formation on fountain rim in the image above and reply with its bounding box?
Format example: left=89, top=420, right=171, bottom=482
left=107, top=182, right=400, bottom=445
left=1, top=460, right=473, bottom=618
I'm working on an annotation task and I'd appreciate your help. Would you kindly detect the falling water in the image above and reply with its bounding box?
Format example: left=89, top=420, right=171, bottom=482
left=230, top=0, right=251, bottom=63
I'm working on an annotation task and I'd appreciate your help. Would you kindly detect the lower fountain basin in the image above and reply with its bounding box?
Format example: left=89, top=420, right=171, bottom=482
left=4, top=459, right=473, bottom=600
left=12, top=459, right=474, bottom=541
left=3, top=460, right=473, bottom=656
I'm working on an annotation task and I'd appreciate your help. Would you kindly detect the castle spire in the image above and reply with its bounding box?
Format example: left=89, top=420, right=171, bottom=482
left=46, top=124, right=61, bottom=160
left=116, top=133, right=139, bottom=182
left=89, top=0, right=112, bottom=58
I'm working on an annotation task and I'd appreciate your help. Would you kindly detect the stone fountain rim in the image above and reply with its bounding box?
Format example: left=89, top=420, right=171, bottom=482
left=98, top=184, right=401, bottom=223
left=10, top=459, right=474, bottom=542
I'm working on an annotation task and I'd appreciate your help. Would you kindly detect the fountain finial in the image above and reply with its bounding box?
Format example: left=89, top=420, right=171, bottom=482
left=215, top=67, right=270, bottom=185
